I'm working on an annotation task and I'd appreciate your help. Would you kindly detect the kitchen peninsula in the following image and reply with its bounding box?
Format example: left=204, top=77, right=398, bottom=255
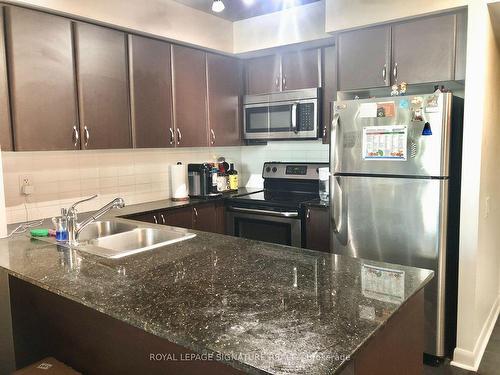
left=0, top=201, right=432, bottom=375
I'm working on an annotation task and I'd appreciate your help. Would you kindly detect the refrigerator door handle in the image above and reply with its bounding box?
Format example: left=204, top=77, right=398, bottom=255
left=330, top=112, right=340, bottom=172
left=332, top=176, right=342, bottom=235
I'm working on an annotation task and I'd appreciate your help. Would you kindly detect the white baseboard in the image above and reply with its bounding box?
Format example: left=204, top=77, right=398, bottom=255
left=451, top=295, right=500, bottom=371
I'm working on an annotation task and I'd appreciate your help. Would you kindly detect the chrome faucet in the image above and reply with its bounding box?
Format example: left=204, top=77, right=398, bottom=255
left=66, top=195, right=125, bottom=245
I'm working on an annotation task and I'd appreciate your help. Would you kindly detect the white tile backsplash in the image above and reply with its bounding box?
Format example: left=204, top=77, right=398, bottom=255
left=239, top=140, right=329, bottom=188
left=2, top=140, right=329, bottom=223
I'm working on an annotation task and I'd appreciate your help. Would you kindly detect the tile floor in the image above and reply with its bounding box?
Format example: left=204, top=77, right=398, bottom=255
left=423, top=319, right=500, bottom=374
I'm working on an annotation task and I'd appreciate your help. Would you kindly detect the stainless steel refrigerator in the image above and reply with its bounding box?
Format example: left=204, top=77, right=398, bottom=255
left=330, top=92, right=463, bottom=358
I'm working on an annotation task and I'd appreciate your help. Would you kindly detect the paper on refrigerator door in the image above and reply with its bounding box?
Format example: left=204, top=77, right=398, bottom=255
left=362, top=125, right=407, bottom=161
left=358, top=102, right=377, bottom=118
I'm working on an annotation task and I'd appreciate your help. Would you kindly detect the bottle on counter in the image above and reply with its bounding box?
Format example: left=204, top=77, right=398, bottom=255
left=211, top=166, right=218, bottom=194
left=228, top=163, right=238, bottom=191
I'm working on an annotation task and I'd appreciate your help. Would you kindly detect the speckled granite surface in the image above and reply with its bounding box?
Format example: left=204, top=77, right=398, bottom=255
left=0, top=221, right=433, bottom=374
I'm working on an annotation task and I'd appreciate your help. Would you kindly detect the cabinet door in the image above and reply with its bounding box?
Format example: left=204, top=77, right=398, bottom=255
left=245, top=55, right=281, bottom=95
left=207, top=53, right=242, bottom=147
left=0, top=7, right=12, bottom=151
left=192, top=204, right=216, bottom=233
left=321, top=45, right=336, bottom=145
left=171, top=45, right=208, bottom=147
left=5, top=7, right=78, bottom=151
left=392, top=13, right=457, bottom=84
left=281, top=48, right=321, bottom=91
left=164, top=207, right=193, bottom=229
left=75, top=23, right=131, bottom=149
left=305, top=206, right=330, bottom=252
left=337, top=25, right=391, bottom=90
left=129, top=35, right=174, bottom=148
left=214, top=201, right=226, bottom=234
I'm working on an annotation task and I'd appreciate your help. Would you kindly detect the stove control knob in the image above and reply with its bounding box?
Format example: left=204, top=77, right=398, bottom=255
left=266, top=166, right=271, bottom=173
left=272, top=167, right=277, bottom=173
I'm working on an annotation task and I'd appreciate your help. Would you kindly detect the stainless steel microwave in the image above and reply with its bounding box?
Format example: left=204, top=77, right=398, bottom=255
left=243, top=88, right=320, bottom=140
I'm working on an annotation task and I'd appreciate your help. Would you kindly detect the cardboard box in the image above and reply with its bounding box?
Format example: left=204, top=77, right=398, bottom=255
left=12, top=357, right=81, bottom=375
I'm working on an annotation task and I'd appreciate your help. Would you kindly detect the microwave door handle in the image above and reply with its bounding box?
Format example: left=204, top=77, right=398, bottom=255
left=291, top=102, right=299, bottom=133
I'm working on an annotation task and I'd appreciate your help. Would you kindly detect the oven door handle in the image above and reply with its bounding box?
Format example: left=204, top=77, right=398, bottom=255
left=228, top=206, right=299, bottom=218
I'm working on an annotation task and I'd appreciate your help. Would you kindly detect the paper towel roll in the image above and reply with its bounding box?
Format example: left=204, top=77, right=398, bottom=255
left=170, top=163, right=189, bottom=201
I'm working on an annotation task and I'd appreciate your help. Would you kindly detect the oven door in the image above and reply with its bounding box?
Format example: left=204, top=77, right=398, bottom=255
left=226, top=206, right=302, bottom=248
left=244, top=99, right=318, bottom=140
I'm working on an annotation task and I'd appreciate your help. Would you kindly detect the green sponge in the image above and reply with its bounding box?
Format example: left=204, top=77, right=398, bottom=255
left=30, top=229, right=49, bottom=237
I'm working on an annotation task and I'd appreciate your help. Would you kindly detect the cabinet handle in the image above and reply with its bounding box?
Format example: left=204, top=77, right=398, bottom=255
left=72, top=126, right=79, bottom=148
left=275, top=76, right=280, bottom=89
left=322, top=126, right=327, bottom=139
left=306, top=208, right=311, bottom=220
left=160, top=214, right=166, bottom=225
left=176, top=128, right=182, bottom=145
left=393, top=63, right=398, bottom=82
left=83, top=126, right=90, bottom=148
left=193, top=207, right=198, bottom=222
left=282, top=74, right=287, bottom=89
left=210, top=129, right=216, bottom=145
left=169, top=128, right=175, bottom=145
left=382, top=64, right=387, bottom=83
left=153, top=215, right=158, bottom=224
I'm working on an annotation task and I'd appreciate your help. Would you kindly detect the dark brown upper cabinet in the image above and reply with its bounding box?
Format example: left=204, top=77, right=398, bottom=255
left=129, top=35, right=174, bottom=148
left=206, top=53, right=242, bottom=147
left=5, top=6, right=78, bottom=151
left=0, top=7, right=13, bottom=151
left=75, top=23, right=131, bottom=149
left=281, top=49, right=321, bottom=91
left=337, top=11, right=466, bottom=91
left=337, top=25, right=391, bottom=91
left=245, top=49, right=322, bottom=95
left=245, top=55, right=281, bottom=95
left=391, top=13, right=459, bottom=84
left=171, top=45, right=208, bottom=147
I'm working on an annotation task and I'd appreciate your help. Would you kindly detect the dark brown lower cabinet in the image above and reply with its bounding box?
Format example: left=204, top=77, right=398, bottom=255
left=305, top=206, right=330, bottom=252
left=127, top=202, right=226, bottom=235
left=163, top=206, right=193, bottom=229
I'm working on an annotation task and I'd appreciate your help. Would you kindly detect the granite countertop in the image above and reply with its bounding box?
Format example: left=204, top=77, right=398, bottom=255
left=0, top=214, right=433, bottom=374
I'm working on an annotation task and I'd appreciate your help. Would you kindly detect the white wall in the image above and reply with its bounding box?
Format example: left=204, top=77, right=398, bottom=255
left=325, top=0, right=467, bottom=33
left=5, top=0, right=234, bottom=53
left=233, top=1, right=331, bottom=54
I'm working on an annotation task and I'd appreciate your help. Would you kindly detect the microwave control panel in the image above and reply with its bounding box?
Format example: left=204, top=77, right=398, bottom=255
left=297, top=103, right=315, bottom=131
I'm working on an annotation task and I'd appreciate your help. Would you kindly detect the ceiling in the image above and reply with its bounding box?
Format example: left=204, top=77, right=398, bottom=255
left=174, top=0, right=321, bottom=22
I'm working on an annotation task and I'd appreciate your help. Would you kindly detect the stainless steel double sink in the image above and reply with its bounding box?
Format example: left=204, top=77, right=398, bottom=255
left=49, top=220, right=196, bottom=259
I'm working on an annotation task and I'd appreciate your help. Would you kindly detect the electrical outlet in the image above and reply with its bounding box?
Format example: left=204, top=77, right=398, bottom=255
left=19, top=175, right=33, bottom=195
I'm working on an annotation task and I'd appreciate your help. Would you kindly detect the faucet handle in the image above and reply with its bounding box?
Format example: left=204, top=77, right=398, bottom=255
left=69, top=194, right=98, bottom=212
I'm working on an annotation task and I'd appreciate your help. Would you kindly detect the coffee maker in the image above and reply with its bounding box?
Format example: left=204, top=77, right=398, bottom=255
left=188, top=163, right=221, bottom=198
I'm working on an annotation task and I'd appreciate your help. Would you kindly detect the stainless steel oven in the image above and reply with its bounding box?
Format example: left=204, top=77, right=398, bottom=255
left=226, top=207, right=302, bottom=248
left=243, top=88, right=320, bottom=140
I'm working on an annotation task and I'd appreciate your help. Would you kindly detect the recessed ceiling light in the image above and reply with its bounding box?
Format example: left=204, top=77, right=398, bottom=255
left=212, top=0, right=225, bottom=12
left=243, top=0, right=254, bottom=5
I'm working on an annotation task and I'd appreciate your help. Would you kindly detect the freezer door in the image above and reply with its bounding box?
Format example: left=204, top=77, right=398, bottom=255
left=331, top=175, right=448, bottom=356
left=331, top=93, right=452, bottom=177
